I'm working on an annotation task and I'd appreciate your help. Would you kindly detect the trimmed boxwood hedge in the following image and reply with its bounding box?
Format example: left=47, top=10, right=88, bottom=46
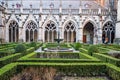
left=0, top=53, right=22, bottom=68
left=0, top=62, right=120, bottom=80
left=0, top=46, right=37, bottom=68
left=79, top=52, right=99, bottom=60
left=93, top=53, right=120, bottom=67
left=18, top=58, right=101, bottom=63
left=18, top=52, right=100, bottom=63
left=106, top=64, right=120, bottom=80
left=79, top=48, right=88, bottom=54
left=0, top=63, right=17, bottom=80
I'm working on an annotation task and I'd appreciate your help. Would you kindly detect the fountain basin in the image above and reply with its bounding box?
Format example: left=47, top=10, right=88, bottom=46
left=44, top=47, right=74, bottom=52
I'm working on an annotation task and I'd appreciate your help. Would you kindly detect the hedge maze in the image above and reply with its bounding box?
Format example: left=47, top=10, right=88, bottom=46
left=0, top=43, right=120, bottom=80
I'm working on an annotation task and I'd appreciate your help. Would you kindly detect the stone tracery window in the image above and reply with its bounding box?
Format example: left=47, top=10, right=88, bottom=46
left=64, top=22, right=76, bottom=42
left=9, top=21, right=19, bottom=42
left=102, top=21, right=115, bottom=43
left=45, top=21, right=57, bottom=42
left=26, top=21, right=38, bottom=42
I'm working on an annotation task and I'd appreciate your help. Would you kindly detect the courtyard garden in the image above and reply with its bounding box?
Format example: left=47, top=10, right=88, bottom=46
left=0, top=42, right=120, bottom=80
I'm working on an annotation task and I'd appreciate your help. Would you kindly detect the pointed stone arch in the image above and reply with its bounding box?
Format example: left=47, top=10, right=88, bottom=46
left=82, top=19, right=97, bottom=44
left=102, top=21, right=115, bottom=43
left=44, top=20, right=57, bottom=42
left=6, top=14, right=19, bottom=42
left=8, top=20, right=19, bottom=42
left=25, top=20, right=38, bottom=42
left=42, top=16, right=58, bottom=42
left=63, top=20, right=77, bottom=42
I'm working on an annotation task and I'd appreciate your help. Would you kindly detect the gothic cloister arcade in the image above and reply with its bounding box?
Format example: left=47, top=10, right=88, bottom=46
left=25, top=21, right=38, bottom=42
left=83, top=22, right=94, bottom=44
left=64, top=21, right=76, bottom=43
left=102, top=21, right=115, bottom=43
left=44, top=21, right=57, bottom=42
left=9, top=21, right=19, bottom=42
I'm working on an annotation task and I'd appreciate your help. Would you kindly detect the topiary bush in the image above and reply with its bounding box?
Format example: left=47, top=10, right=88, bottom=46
left=15, top=44, right=26, bottom=53
left=88, top=45, right=99, bottom=56
left=74, top=42, right=82, bottom=50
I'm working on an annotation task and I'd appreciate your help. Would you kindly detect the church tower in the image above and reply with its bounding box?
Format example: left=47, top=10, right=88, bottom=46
left=115, top=0, right=120, bottom=42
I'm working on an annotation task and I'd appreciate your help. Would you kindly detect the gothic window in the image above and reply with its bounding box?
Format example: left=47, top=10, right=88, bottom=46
left=45, top=21, right=56, bottom=31
left=45, top=21, right=57, bottom=42
left=102, top=21, right=115, bottom=43
left=9, top=21, right=19, bottom=42
left=26, top=21, right=38, bottom=42
left=64, top=22, right=76, bottom=42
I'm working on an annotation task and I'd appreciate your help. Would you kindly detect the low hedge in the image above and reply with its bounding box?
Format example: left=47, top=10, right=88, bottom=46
left=0, top=62, right=120, bottom=80
left=18, top=52, right=100, bottom=63
left=106, top=64, right=120, bottom=80
left=19, top=52, right=97, bottom=60
left=79, top=48, right=88, bottom=54
left=17, top=62, right=107, bottom=77
left=0, top=51, right=10, bottom=58
left=0, top=63, right=17, bottom=80
left=79, top=52, right=99, bottom=60
left=25, top=47, right=35, bottom=55
left=35, top=43, right=43, bottom=49
left=36, top=52, right=80, bottom=59
left=93, top=53, right=120, bottom=67
left=0, top=53, right=22, bottom=68
left=18, top=58, right=101, bottom=63
left=0, top=47, right=36, bottom=68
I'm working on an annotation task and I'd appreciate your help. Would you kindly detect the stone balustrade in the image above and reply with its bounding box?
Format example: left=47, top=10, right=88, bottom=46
left=7, top=8, right=117, bottom=16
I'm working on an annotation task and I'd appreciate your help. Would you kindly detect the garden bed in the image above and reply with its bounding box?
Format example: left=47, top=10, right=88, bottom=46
left=0, top=62, right=120, bottom=80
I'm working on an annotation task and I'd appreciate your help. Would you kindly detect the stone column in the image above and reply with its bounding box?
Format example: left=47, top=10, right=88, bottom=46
left=115, top=0, right=120, bottom=39
left=5, top=23, right=9, bottom=42
left=78, top=15, right=83, bottom=43
left=38, top=15, right=43, bottom=42
left=67, top=31, right=69, bottom=42
left=19, top=14, right=24, bottom=42
left=97, top=15, right=103, bottom=44
left=48, top=31, right=50, bottom=42
left=52, top=31, right=54, bottom=42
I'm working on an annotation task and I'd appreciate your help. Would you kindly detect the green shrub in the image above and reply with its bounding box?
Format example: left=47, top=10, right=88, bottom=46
left=15, top=44, right=26, bottom=53
left=7, top=49, right=15, bottom=54
left=88, top=45, right=99, bottom=56
left=74, top=42, right=81, bottom=50
left=30, top=42, right=36, bottom=47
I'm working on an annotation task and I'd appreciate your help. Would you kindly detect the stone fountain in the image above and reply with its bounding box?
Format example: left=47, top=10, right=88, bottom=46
left=44, top=32, right=74, bottom=52
left=54, top=31, right=63, bottom=49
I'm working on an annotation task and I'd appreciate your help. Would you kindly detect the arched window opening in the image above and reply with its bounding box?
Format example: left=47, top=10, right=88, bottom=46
left=45, top=21, right=57, bottom=42
left=26, top=21, right=38, bottom=42
left=102, top=22, right=115, bottom=43
left=64, top=22, right=76, bottom=42
left=9, top=21, right=19, bottom=42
